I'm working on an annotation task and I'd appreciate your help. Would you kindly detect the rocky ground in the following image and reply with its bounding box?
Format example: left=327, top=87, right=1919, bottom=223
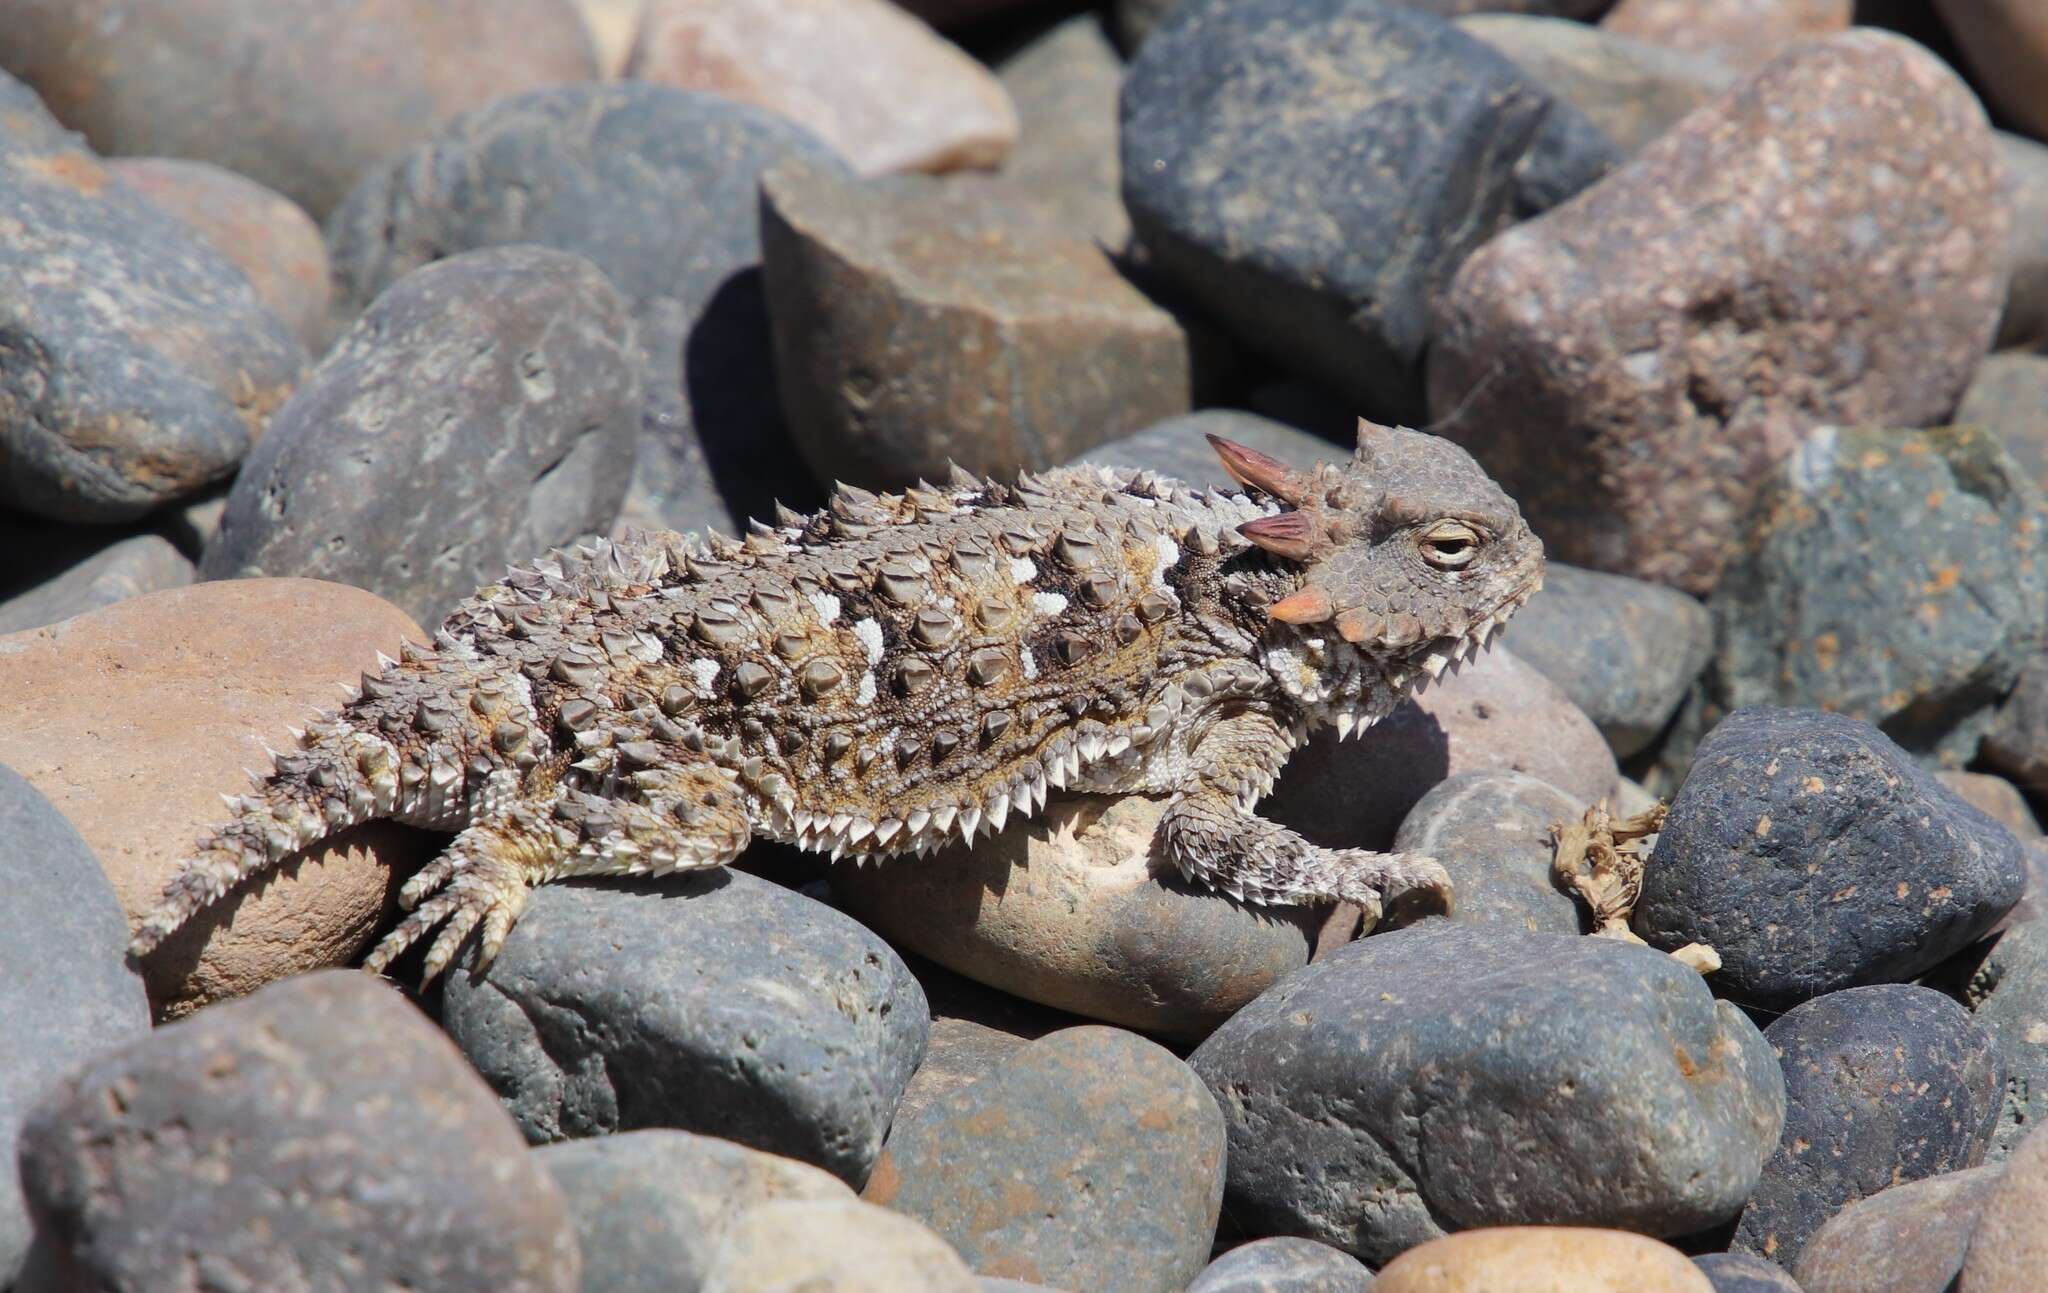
left=4, top=0, right=2048, bottom=1290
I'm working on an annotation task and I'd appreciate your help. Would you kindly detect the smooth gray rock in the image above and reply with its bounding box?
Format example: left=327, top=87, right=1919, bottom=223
left=201, top=245, right=639, bottom=629
left=1073, top=410, right=1349, bottom=493
left=1498, top=562, right=1711, bottom=757
left=1119, top=0, right=1616, bottom=423
left=1391, top=770, right=1588, bottom=935
left=1997, top=130, right=2048, bottom=352
left=994, top=13, right=1130, bottom=251
left=1734, top=986, right=2003, bottom=1271
left=0, top=764, right=149, bottom=1287
left=326, top=83, right=850, bottom=535
left=1970, top=912, right=2048, bottom=1160
left=1188, top=924, right=1785, bottom=1266
left=0, top=532, right=192, bottom=633
left=16, top=971, right=576, bottom=1293
left=439, top=869, right=928, bottom=1187
left=532, top=1129, right=853, bottom=1293
left=1188, top=1237, right=1377, bottom=1291
left=869, top=1026, right=1225, bottom=1293
left=1637, top=708, right=2026, bottom=1013
left=1955, top=352, right=2048, bottom=501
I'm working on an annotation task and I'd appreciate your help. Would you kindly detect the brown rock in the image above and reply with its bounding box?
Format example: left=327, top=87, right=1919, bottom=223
left=1956, top=352, right=2048, bottom=495
left=623, top=0, right=1013, bottom=177
left=704, top=1199, right=979, bottom=1293
left=1263, top=645, right=1621, bottom=853
left=761, top=162, right=1192, bottom=488
left=1960, top=1125, right=2048, bottom=1291
left=1373, top=1227, right=1713, bottom=1293
left=108, top=157, right=331, bottom=351
left=0, top=579, right=434, bottom=1017
left=1935, top=0, right=2048, bottom=145
left=0, top=533, right=193, bottom=635
left=0, top=0, right=599, bottom=217
left=995, top=13, right=1130, bottom=250
left=1428, top=32, right=2007, bottom=594
left=1600, top=0, right=1850, bottom=74
left=893, top=964, right=1080, bottom=1129
left=833, top=795, right=1319, bottom=1040
left=1996, top=133, right=2048, bottom=351
left=1796, top=1164, right=2005, bottom=1293
left=1937, top=771, right=2042, bottom=839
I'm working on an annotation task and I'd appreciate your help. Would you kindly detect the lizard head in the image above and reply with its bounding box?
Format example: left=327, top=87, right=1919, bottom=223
left=1208, top=419, right=1545, bottom=679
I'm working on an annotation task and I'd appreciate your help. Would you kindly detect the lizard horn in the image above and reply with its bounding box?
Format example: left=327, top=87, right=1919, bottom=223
left=1238, top=512, right=1321, bottom=561
left=1206, top=434, right=1314, bottom=505
left=1268, top=585, right=1334, bottom=624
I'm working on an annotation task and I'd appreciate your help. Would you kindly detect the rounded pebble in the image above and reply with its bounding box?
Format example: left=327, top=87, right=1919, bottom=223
left=1371, top=1227, right=1713, bottom=1292
left=1391, top=771, right=1588, bottom=935
left=1187, top=1237, right=1378, bottom=1292
left=703, top=1199, right=979, bottom=1293
left=1795, top=1164, right=2004, bottom=1293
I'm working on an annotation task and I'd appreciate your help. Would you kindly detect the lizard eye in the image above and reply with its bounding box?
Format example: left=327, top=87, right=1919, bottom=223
left=1419, top=520, right=1480, bottom=570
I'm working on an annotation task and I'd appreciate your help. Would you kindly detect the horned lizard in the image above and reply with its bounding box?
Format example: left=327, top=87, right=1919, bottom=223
left=131, top=422, right=1545, bottom=982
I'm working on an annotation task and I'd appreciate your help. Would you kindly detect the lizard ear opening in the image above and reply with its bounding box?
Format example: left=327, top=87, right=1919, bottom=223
left=1207, top=434, right=1314, bottom=505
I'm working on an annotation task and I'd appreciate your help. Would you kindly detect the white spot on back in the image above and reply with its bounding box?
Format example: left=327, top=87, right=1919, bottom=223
left=1009, top=556, right=1037, bottom=583
left=1032, top=591, right=1068, bottom=616
left=853, top=617, right=884, bottom=664
left=1152, top=534, right=1180, bottom=587
left=808, top=592, right=841, bottom=624
left=690, top=658, right=721, bottom=691
left=1020, top=646, right=1038, bottom=680
left=857, top=671, right=877, bottom=705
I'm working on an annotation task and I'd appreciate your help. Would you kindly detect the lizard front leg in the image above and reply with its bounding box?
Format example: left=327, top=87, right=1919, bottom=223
left=1158, top=708, right=1452, bottom=930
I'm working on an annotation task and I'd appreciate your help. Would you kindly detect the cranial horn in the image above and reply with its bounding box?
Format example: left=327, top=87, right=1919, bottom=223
left=1238, top=511, right=1320, bottom=560
left=1206, top=434, right=1314, bottom=505
left=1268, top=585, right=1334, bottom=624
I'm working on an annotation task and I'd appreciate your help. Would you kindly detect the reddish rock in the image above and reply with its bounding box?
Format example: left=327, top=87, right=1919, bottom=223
left=1600, top=0, right=1850, bottom=74
left=1373, top=1227, right=1712, bottom=1292
left=1796, top=1165, right=2005, bottom=1293
left=1937, top=771, right=2042, bottom=839
left=1935, top=1, right=2048, bottom=146
left=108, top=157, right=331, bottom=351
left=0, top=0, right=599, bottom=217
left=1428, top=32, right=2006, bottom=594
left=0, top=579, right=434, bottom=1018
left=1959, top=1125, right=2048, bottom=1291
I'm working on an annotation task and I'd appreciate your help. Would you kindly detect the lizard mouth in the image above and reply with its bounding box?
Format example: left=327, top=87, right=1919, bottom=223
left=1319, top=575, right=1542, bottom=741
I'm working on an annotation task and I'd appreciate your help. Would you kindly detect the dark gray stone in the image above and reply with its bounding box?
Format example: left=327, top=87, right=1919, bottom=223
left=1984, top=650, right=2048, bottom=790
left=1955, top=352, right=2048, bottom=501
left=16, top=970, right=576, bottom=1293
left=439, top=869, right=928, bottom=1188
left=1676, top=426, right=2048, bottom=774
left=1391, top=770, right=1588, bottom=935
left=1188, top=924, right=1785, bottom=1267
left=1188, top=1237, right=1377, bottom=1292
left=0, top=764, right=149, bottom=1287
left=1792, top=1163, right=2004, bottom=1293
left=200, top=245, right=639, bottom=629
left=1072, top=410, right=1349, bottom=494
left=1637, top=708, right=2027, bottom=1013
left=1970, top=912, right=2048, bottom=1161
left=1498, top=562, right=1710, bottom=758
left=326, top=83, right=850, bottom=536
left=1733, top=986, right=2003, bottom=1270
left=1694, top=1251, right=1803, bottom=1293
left=0, top=531, right=192, bottom=633
left=1119, top=0, right=1616, bottom=423
left=0, top=125, right=305, bottom=523
left=532, top=1129, right=852, bottom=1293
left=1116, top=0, right=1619, bottom=55
left=867, top=1025, right=1225, bottom=1293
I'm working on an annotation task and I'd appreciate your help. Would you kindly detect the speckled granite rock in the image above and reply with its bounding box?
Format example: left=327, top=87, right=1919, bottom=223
left=439, top=869, right=927, bottom=1187
left=1428, top=33, right=2007, bottom=595
left=1372, top=1227, right=1713, bottom=1292
left=0, top=533, right=192, bottom=634
left=1733, top=986, right=2003, bottom=1269
left=15, top=971, right=579, bottom=1292
left=1637, top=708, right=2026, bottom=1013
left=866, top=1026, right=1224, bottom=1293
left=1392, top=771, right=1587, bottom=935
left=1599, top=0, right=1850, bottom=74
left=201, top=246, right=640, bottom=629
left=1121, top=0, right=1616, bottom=423
left=1794, top=1164, right=2003, bottom=1293
left=1189, top=925, right=1785, bottom=1266
left=1187, top=1238, right=1377, bottom=1292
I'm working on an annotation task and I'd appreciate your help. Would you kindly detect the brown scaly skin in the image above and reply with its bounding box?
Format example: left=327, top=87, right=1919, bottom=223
left=131, top=421, right=1545, bottom=983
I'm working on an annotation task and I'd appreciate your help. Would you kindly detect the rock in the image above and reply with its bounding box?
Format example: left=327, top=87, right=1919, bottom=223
left=326, top=83, right=851, bottom=536
left=994, top=13, right=1130, bottom=250
left=1117, top=0, right=1620, bottom=57
left=107, top=157, right=331, bottom=350
left=1968, top=912, right=2048, bottom=1160
left=1794, top=1164, right=2004, bottom=1293
left=1428, top=32, right=2007, bottom=596
left=0, top=0, right=599, bottom=217
left=1994, top=134, right=2048, bottom=351
left=623, top=0, right=1014, bottom=177
left=1458, top=14, right=1736, bottom=155
left=1077, top=410, right=1349, bottom=492
left=0, top=533, right=193, bottom=634
left=575, top=0, right=643, bottom=75
left=1675, top=426, right=2048, bottom=771
left=760, top=162, right=1191, bottom=490
left=1934, top=0, right=2048, bottom=145
left=200, top=246, right=641, bottom=630
left=1733, top=986, right=2003, bottom=1268
left=1694, top=1252, right=1804, bottom=1293
left=1637, top=708, right=2026, bottom=1012
left=1371, top=1227, right=1714, bottom=1292
left=1497, top=562, right=1710, bottom=757
left=894, top=0, right=1045, bottom=33
left=15, top=971, right=578, bottom=1292
left=892, top=963, right=1081, bottom=1129
left=1188, top=925, right=1784, bottom=1266
left=866, top=1025, right=1225, bottom=1293
left=1120, top=0, right=1617, bottom=423
left=0, top=579, right=433, bottom=1017
left=834, top=795, right=1320, bottom=1040
left=704, top=1199, right=979, bottom=1293
left=0, top=66, right=76, bottom=152
left=439, top=868, right=927, bottom=1187
left=1261, top=645, right=1621, bottom=854
left=1188, top=1238, right=1378, bottom=1292
left=0, top=765, right=150, bottom=1286
left=1983, top=652, right=2048, bottom=789
left=1958, top=1124, right=2048, bottom=1291
left=0, top=128, right=304, bottom=523
left=1600, top=0, right=1850, bottom=74
left=1391, top=771, right=1588, bottom=935
left=533, top=1130, right=854, bottom=1293
left=1936, top=772, right=2041, bottom=840
left=1955, top=352, right=2048, bottom=497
